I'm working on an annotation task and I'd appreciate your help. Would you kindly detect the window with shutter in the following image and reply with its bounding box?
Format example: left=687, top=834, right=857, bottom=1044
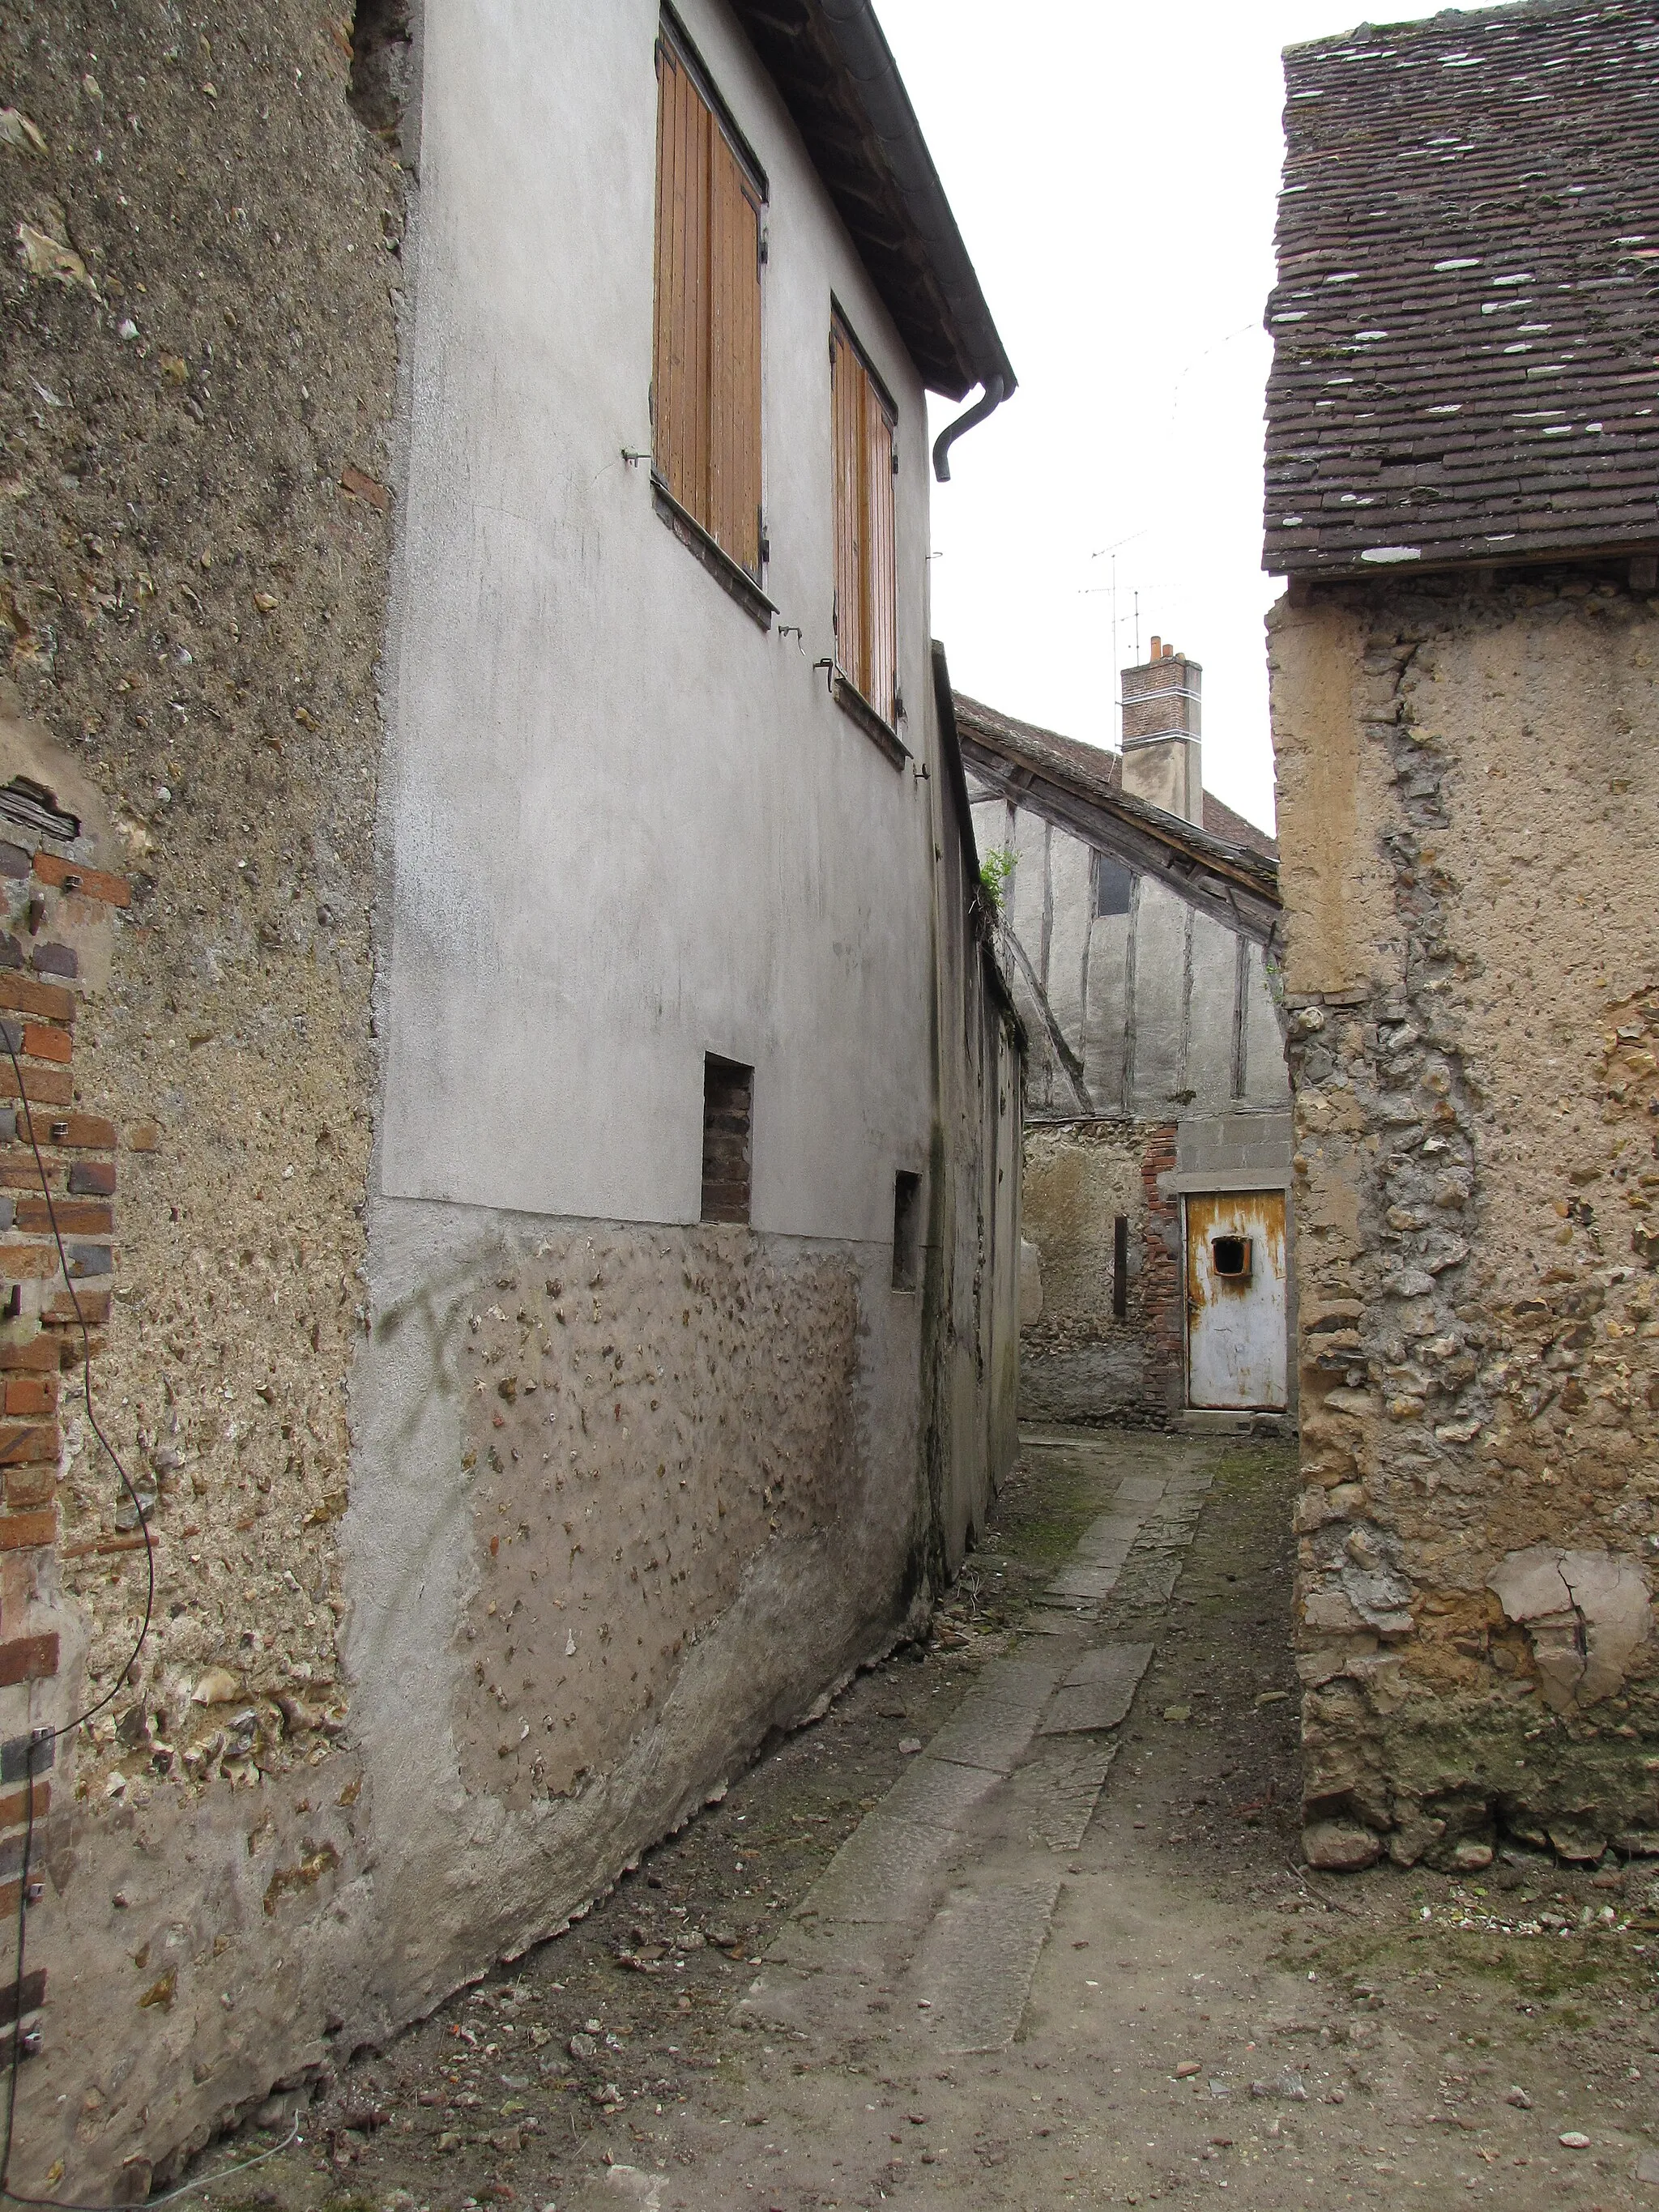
left=830, top=313, right=898, bottom=729
left=652, top=21, right=764, bottom=582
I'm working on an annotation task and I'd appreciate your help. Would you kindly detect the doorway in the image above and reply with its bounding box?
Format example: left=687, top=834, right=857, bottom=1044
left=1184, top=1190, right=1288, bottom=1411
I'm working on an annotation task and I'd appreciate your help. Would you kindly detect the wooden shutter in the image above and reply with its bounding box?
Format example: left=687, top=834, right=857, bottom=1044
left=709, top=135, right=761, bottom=575
left=864, top=389, right=896, bottom=724
left=831, top=317, right=898, bottom=724
left=831, top=325, right=864, bottom=700
left=653, top=39, right=710, bottom=527
left=653, top=31, right=763, bottom=580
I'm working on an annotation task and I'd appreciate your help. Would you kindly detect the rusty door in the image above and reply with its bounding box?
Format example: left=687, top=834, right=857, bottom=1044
left=1185, top=1191, right=1288, bottom=1411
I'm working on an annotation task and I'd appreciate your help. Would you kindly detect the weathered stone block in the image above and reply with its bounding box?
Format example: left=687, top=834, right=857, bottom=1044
left=1302, top=1818, right=1381, bottom=1871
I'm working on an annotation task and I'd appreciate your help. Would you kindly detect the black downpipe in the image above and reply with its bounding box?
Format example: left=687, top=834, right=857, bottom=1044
left=932, top=375, right=1005, bottom=483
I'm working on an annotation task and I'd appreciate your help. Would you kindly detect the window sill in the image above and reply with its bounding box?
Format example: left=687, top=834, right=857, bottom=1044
left=833, top=671, right=909, bottom=769
left=652, top=478, right=774, bottom=631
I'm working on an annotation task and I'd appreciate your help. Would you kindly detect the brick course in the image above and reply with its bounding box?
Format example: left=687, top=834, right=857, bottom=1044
left=0, top=832, right=130, bottom=1993
left=0, top=1634, right=58, bottom=1688
left=1139, top=1123, right=1185, bottom=1417
left=2, top=1378, right=56, bottom=1418
left=29, top=853, right=131, bottom=909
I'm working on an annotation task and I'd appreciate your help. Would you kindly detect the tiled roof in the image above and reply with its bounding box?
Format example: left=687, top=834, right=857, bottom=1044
left=1263, top=0, right=1659, bottom=578
left=953, top=693, right=1279, bottom=861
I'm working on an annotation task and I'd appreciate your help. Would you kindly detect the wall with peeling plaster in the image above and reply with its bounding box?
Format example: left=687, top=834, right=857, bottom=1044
left=1272, top=570, right=1659, bottom=1874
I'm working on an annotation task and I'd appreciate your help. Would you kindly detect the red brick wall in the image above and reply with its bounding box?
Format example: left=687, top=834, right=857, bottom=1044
left=1139, top=1123, right=1185, bottom=1421
left=0, top=838, right=127, bottom=2017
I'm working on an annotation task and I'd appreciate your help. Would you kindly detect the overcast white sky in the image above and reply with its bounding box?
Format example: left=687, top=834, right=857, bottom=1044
left=874, top=0, right=1512, bottom=835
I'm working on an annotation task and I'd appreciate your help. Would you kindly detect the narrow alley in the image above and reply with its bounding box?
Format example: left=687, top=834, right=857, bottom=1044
left=218, top=1430, right=1659, bottom=2212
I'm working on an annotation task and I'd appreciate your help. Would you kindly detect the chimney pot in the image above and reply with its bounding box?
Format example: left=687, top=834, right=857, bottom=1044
left=1149, top=634, right=1161, bottom=662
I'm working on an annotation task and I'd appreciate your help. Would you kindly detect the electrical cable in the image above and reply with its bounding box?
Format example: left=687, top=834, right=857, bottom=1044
left=0, top=1029, right=159, bottom=2205
left=1, top=2120, right=301, bottom=2212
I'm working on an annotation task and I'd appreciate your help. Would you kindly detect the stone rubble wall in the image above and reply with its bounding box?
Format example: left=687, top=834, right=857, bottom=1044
left=1269, top=571, right=1659, bottom=1874
left=0, top=0, right=400, bottom=2189
left=1019, top=1118, right=1182, bottom=1426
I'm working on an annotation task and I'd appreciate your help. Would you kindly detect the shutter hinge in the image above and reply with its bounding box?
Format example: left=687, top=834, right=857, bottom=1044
left=829, top=330, right=837, bottom=366
left=892, top=443, right=900, bottom=476
left=759, top=511, right=770, bottom=566
left=758, top=225, right=769, bottom=267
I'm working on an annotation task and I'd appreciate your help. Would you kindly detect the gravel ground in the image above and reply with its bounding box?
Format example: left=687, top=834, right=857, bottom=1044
left=186, top=1430, right=1659, bottom=2210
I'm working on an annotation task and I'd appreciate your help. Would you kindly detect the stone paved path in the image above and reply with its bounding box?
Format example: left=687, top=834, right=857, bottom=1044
left=742, top=1435, right=1212, bottom=2063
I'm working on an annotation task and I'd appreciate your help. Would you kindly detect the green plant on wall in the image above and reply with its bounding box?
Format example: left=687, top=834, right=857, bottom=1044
left=979, top=846, right=1016, bottom=914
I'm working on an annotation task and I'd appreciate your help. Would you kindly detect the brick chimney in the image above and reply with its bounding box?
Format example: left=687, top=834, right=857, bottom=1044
left=1120, top=637, right=1203, bottom=826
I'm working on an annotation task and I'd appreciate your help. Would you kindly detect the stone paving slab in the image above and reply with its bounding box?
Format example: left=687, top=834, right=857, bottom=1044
left=796, top=1811, right=960, bottom=1926
left=1075, top=1522, right=1140, bottom=1562
left=924, top=1696, right=1045, bottom=1776
left=975, top=1655, right=1067, bottom=1707
left=1041, top=1643, right=1154, bottom=1736
left=1046, top=1562, right=1123, bottom=1603
left=911, top=1871, right=1065, bottom=2053
left=763, top=1916, right=910, bottom=1978
left=1113, top=1476, right=1167, bottom=1503
left=879, top=1752, right=1004, bottom=1832
left=1113, top=1561, right=1183, bottom=1608
left=987, top=1737, right=1118, bottom=1851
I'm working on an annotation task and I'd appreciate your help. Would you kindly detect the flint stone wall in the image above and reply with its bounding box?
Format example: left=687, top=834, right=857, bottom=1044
left=1270, top=569, right=1659, bottom=1873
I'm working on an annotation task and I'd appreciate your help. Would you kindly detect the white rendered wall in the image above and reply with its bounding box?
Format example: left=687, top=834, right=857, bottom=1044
left=377, top=0, right=939, bottom=1240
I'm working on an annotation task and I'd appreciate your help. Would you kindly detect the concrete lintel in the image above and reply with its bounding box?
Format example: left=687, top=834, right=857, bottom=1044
left=1161, top=1167, right=1291, bottom=1196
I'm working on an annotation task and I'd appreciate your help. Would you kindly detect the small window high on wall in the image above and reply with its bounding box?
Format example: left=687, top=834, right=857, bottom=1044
left=1094, top=853, right=1133, bottom=918
left=700, top=1055, right=753, bottom=1224
left=830, top=311, right=898, bottom=728
left=892, top=1170, right=921, bottom=1291
left=652, top=17, right=766, bottom=581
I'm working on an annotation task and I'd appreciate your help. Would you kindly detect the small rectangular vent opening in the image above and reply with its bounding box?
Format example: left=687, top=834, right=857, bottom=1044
left=1212, top=1234, right=1251, bottom=1281
left=1112, top=1213, right=1129, bottom=1318
left=700, top=1055, right=753, bottom=1225
left=892, top=1170, right=921, bottom=1291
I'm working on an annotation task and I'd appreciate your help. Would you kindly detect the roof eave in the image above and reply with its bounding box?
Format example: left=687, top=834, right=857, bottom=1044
left=1267, top=531, right=1659, bottom=585
left=953, top=703, right=1283, bottom=952
left=727, top=0, right=1015, bottom=402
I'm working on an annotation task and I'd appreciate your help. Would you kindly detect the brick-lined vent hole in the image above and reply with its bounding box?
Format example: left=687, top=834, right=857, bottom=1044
left=891, top=1169, right=921, bottom=1291
left=700, top=1055, right=753, bottom=1225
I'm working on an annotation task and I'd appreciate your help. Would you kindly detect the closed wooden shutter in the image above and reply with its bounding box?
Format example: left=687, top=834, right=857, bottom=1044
left=831, top=324, right=864, bottom=700
left=864, top=389, right=896, bottom=724
left=831, top=316, right=898, bottom=724
left=653, top=30, right=763, bottom=579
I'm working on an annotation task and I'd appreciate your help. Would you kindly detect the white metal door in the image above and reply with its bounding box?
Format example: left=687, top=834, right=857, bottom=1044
left=1185, top=1191, right=1288, bottom=1411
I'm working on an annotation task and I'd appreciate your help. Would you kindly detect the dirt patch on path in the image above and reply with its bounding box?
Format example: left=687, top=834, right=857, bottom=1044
left=197, top=1430, right=1659, bottom=2210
